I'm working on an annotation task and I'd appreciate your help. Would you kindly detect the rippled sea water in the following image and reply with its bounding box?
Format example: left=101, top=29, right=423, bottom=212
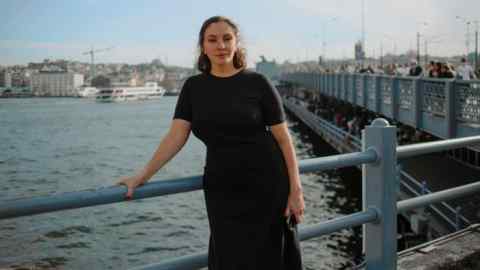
left=0, top=97, right=362, bottom=270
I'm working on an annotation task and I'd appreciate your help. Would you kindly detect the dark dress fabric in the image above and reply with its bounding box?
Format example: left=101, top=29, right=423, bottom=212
left=173, top=70, right=290, bottom=270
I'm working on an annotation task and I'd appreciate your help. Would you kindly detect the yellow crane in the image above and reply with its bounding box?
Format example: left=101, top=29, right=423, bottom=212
left=82, top=46, right=114, bottom=79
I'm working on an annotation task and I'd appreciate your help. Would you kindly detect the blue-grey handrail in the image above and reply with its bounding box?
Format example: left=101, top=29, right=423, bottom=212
left=399, top=171, right=471, bottom=229
left=130, top=208, right=380, bottom=270
left=0, top=150, right=378, bottom=220
left=129, top=179, right=480, bottom=270
left=398, top=181, right=480, bottom=212
left=397, top=136, right=480, bottom=159
left=283, top=98, right=475, bottom=231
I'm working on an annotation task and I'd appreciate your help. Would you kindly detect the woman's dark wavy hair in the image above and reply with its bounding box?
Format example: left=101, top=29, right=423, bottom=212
left=196, top=16, right=247, bottom=73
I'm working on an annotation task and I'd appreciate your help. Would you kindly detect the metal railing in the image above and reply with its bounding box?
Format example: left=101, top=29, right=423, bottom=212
left=283, top=97, right=473, bottom=232
left=283, top=72, right=480, bottom=140
left=1, top=119, right=480, bottom=270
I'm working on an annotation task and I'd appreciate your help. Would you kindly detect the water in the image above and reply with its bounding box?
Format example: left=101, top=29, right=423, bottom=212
left=0, top=97, right=362, bottom=270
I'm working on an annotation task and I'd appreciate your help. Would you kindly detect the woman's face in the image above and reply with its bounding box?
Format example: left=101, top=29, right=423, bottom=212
left=202, top=21, right=238, bottom=68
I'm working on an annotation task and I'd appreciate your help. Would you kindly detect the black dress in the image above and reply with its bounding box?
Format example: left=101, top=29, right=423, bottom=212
left=173, top=70, right=290, bottom=270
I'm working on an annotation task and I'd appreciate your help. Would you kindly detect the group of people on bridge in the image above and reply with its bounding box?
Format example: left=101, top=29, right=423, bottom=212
left=337, top=57, right=478, bottom=80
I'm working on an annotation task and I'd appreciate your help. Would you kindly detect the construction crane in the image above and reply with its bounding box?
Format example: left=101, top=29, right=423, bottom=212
left=82, top=46, right=114, bottom=79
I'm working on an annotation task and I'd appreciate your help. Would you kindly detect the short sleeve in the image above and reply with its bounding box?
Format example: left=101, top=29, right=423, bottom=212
left=259, top=75, right=286, bottom=126
left=173, top=78, right=192, bottom=122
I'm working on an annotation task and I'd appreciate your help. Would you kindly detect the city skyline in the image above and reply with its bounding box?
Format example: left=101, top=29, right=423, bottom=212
left=2, top=0, right=480, bottom=67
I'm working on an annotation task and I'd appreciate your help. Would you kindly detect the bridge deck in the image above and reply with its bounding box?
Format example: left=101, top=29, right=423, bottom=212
left=397, top=224, right=480, bottom=269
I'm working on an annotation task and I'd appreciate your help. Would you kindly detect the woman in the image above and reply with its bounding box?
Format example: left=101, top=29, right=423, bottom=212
left=429, top=61, right=441, bottom=78
left=118, top=16, right=305, bottom=269
left=439, top=62, right=455, bottom=78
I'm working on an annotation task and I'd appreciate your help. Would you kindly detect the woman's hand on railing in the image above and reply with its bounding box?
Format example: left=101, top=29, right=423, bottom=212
left=116, top=174, right=145, bottom=200
left=285, top=187, right=305, bottom=224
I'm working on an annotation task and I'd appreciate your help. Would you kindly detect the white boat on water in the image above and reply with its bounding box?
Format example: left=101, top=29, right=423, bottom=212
left=77, top=86, right=99, bottom=98
left=96, top=82, right=166, bottom=102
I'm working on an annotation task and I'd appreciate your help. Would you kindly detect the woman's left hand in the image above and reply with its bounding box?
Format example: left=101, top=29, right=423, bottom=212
left=284, top=187, right=305, bottom=223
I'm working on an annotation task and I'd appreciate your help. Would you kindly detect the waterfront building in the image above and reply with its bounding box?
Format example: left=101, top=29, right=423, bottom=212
left=255, top=56, right=280, bottom=81
left=355, top=40, right=365, bottom=61
left=31, top=68, right=84, bottom=96
left=0, top=70, right=12, bottom=88
left=11, top=70, right=31, bottom=87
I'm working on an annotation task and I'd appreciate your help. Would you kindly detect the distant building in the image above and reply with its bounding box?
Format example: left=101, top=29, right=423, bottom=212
left=28, top=59, right=69, bottom=72
left=0, top=70, right=12, bottom=88
left=31, top=71, right=84, bottom=96
left=355, top=41, right=365, bottom=61
left=255, top=56, right=280, bottom=81
left=11, top=71, right=30, bottom=87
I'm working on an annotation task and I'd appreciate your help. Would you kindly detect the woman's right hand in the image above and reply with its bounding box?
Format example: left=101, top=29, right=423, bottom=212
left=116, top=174, right=146, bottom=200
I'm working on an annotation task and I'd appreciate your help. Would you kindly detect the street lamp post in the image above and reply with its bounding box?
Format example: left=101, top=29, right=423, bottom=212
left=423, top=35, right=443, bottom=66
left=417, top=32, right=421, bottom=63
left=456, top=16, right=479, bottom=69
left=360, top=0, right=367, bottom=68
left=381, top=34, right=397, bottom=65
left=416, top=22, right=429, bottom=64
left=476, top=22, right=479, bottom=70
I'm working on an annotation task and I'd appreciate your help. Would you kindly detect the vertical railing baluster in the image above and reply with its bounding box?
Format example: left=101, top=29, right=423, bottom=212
left=375, top=76, right=381, bottom=113
left=445, top=80, right=456, bottom=138
left=321, top=72, right=327, bottom=95
left=392, top=78, right=399, bottom=120
left=317, top=73, right=320, bottom=94
left=413, top=78, right=422, bottom=129
left=455, top=206, right=462, bottom=231
left=352, top=74, right=357, bottom=105
left=363, top=118, right=398, bottom=270
left=363, top=75, right=368, bottom=107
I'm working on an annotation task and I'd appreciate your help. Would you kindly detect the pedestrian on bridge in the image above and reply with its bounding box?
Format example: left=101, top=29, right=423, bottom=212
left=118, top=15, right=305, bottom=270
left=456, top=57, right=477, bottom=80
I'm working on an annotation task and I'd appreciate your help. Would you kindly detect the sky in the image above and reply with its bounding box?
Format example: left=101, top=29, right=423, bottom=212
left=1, top=0, right=480, bottom=67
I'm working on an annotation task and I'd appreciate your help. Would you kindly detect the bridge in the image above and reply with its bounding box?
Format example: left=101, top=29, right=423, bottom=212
left=281, top=95, right=478, bottom=236
left=279, top=70, right=480, bottom=232
left=282, top=72, right=480, bottom=141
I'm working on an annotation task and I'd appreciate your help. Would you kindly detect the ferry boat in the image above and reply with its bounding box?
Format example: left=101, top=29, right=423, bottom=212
left=95, top=82, right=166, bottom=102
left=77, top=86, right=99, bottom=98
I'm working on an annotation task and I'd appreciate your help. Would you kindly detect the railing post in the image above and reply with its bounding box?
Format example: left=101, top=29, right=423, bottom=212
left=445, top=80, right=456, bottom=138
left=455, top=206, right=462, bottom=231
left=375, top=76, right=381, bottom=113
left=392, top=78, right=399, bottom=120
left=352, top=74, right=357, bottom=105
left=363, top=118, right=398, bottom=270
left=412, top=78, right=422, bottom=129
left=328, top=74, right=332, bottom=96
left=311, top=72, right=315, bottom=90
left=320, top=73, right=325, bottom=94
left=363, top=75, right=368, bottom=107
left=332, top=74, right=336, bottom=97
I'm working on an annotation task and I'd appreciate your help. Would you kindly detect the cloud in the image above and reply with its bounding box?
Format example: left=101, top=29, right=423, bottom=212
left=0, top=40, right=85, bottom=50
left=0, top=40, right=197, bottom=67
